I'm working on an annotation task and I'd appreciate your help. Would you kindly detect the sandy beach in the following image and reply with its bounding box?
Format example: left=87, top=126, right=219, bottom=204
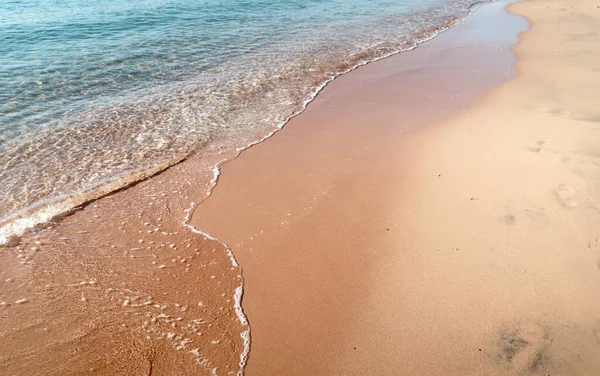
left=192, top=0, right=600, bottom=374
left=1, top=0, right=600, bottom=375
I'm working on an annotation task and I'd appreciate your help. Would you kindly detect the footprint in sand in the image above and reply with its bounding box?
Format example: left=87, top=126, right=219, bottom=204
left=496, top=322, right=552, bottom=374
left=529, top=140, right=547, bottom=153
left=555, top=184, right=578, bottom=208
left=546, top=108, right=600, bottom=124
left=500, top=214, right=516, bottom=226
left=589, top=238, right=600, bottom=252
left=574, top=114, right=600, bottom=123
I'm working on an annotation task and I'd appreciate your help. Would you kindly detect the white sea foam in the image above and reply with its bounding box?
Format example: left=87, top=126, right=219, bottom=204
left=183, top=198, right=249, bottom=375
left=0, top=156, right=185, bottom=246
left=0, top=206, right=63, bottom=245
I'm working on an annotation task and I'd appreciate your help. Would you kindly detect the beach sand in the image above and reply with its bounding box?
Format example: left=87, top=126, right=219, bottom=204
left=191, top=0, right=600, bottom=375
left=1, top=0, right=600, bottom=375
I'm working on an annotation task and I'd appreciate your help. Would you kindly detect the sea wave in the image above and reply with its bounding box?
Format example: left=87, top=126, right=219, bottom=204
left=0, top=0, right=490, bottom=244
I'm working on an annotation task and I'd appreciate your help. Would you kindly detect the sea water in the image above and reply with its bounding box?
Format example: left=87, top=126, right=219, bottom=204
left=0, top=0, right=488, bottom=242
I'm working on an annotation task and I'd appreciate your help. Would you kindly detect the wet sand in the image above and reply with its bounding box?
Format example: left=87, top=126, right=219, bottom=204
left=191, top=0, right=600, bottom=375
left=0, top=147, right=251, bottom=373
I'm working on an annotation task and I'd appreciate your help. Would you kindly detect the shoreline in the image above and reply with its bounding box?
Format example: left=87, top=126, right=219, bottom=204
left=191, top=1, right=529, bottom=374
left=0, top=1, right=526, bottom=375
left=0, top=2, right=520, bottom=372
left=3, top=0, right=600, bottom=375
left=0, top=3, right=480, bottom=248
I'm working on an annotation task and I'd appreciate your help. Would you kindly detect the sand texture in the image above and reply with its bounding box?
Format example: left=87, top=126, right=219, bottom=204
left=0, top=154, right=250, bottom=375
left=191, top=0, right=600, bottom=375
left=1, top=0, right=599, bottom=375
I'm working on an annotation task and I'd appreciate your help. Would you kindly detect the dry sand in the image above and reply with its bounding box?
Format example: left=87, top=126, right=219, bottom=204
left=191, top=0, right=600, bottom=375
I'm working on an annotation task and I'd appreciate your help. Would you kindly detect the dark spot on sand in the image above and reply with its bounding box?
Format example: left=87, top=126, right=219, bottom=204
left=529, top=350, right=546, bottom=372
left=496, top=323, right=552, bottom=373
left=500, top=332, right=528, bottom=362
left=502, top=214, right=516, bottom=225
left=530, top=140, right=547, bottom=153
left=6, top=236, right=22, bottom=248
left=574, top=115, right=600, bottom=123
left=353, top=347, right=357, bottom=350
left=438, top=174, right=441, bottom=177
left=470, top=197, right=478, bottom=201
left=386, top=228, right=390, bottom=231
left=546, top=108, right=562, bottom=115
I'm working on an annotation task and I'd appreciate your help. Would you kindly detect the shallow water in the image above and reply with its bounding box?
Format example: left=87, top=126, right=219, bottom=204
left=0, top=0, right=488, bottom=242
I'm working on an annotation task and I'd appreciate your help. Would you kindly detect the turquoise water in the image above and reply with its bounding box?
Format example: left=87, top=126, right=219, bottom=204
left=0, top=0, right=486, bottom=241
